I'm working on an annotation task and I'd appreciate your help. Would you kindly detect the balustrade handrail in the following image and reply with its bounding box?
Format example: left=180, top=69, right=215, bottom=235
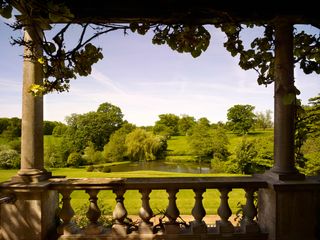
left=49, top=176, right=268, bottom=190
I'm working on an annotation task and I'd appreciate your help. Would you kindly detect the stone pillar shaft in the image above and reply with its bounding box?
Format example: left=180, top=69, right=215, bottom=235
left=14, top=28, right=50, bottom=181
left=271, top=21, right=299, bottom=177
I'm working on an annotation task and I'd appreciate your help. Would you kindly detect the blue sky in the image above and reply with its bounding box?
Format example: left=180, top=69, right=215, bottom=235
left=0, top=21, right=319, bottom=126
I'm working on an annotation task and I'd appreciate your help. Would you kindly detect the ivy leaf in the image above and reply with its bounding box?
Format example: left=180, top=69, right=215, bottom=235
left=0, top=4, right=12, bottom=19
left=29, top=84, right=45, bottom=96
left=129, top=22, right=139, bottom=32
left=37, top=57, right=46, bottom=64
left=44, top=42, right=56, bottom=54
left=47, top=2, right=74, bottom=22
left=282, top=93, right=296, bottom=105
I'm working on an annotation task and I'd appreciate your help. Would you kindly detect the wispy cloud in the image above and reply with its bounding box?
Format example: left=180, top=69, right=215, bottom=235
left=0, top=78, right=21, bottom=91
left=90, top=69, right=127, bottom=95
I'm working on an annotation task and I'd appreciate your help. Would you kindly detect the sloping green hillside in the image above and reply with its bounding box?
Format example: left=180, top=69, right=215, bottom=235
left=166, top=129, right=274, bottom=162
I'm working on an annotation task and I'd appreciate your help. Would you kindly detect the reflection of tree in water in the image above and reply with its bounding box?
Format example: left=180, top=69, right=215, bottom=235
left=109, top=161, right=213, bottom=174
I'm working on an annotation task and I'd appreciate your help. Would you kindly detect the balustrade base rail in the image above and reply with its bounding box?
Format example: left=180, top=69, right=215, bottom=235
left=58, top=232, right=268, bottom=240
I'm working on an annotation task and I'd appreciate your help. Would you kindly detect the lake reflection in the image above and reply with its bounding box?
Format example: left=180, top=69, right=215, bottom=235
left=108, top=161, right=214, bottom=174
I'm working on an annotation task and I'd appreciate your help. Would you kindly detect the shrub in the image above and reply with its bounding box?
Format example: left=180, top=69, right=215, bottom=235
left=8, top=139, right=21, bottom=153
left=0, top=149, right=20, bottom=169
left=67, top=152, right=83, bottom=167
left=86, top=165, right=94, bottom=172
left=83, top=143, right=104, bottom=164
left=101, top=166, right=111, bottom=173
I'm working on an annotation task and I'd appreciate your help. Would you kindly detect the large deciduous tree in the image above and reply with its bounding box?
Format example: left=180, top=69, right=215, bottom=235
left=255, top=110, right=273, bottom=130
left=188, top=121, right=213, bottom=161
left=154, top=113, right=180, bottom=137
left=178, top=114, right=196, bottom=136
left=103, top=123, right=136, bottom=162
left=227, top=104, right=256, bottom=135
left=125, top=128, right=167, bottom=161
left=62, top=102, right=124, bottom=154
left=295, top=93, right=320, bottom=172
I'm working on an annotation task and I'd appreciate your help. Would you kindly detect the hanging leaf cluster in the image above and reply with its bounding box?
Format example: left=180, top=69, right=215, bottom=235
left=2, top=0, right=320, bottom=95
left=130, top=23, right=211, bottom=58
left=216, top=22, right=320, bottom=86
left=0, top=0, right=12, bottom=19
left=294, top=31, right=320, bottom=75
left=216, top=23, right=275, bottom=86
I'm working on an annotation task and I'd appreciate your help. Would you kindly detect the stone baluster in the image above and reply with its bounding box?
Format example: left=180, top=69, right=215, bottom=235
left=191, top=188, right=207, bottom=233
left=164, top=189, right=180, bottom=234
left=58, top=190, right=81, bottom=235
left=84, top=189, right=105, bottom=235
left=216, top=188, right=234, bottom=233
left=112, top=188, right=128, bottom=237
left=241, top=188, right=260, bottom=233
left=139, top=189, right=154, bottom=234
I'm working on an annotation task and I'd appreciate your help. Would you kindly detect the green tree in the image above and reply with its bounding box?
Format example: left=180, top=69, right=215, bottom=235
left=43, top=120, right=59, bottom=135
left=234, top=138, right=258, bottom=174
left=62, top=102, right=124, bottom=152
left=197, top=117, right=210, bottom=127
left=178, top=114, right=196, bottom=136
left=255, top=110, right=273, bottom=130
left=305, top=94, right=320, bottom=137
left=227, top=104, right=256, bottom=135
left=83, top=142, right=103, bottom=165
left=295, top=93, right=320, bottom=171
left=103, top=123, right=136, bottom=162
left=211, top=127, right=230, bottom=161
left=1, top=117, right=21, bottom=139
left=125, top=128, right=167, bottom=161
left=52, top=122, right=68, bottom=137
left=188, top=122, right=213, bottom=161
left=44, top=137, right=65, bottom=168
left=97, top=102, right=124, bottom=122
left=67, top=152, right=83, bottom=167
left=154, top=113, right=180, bottom=136
left=0, top=149, right=20, bottom=169
left=0, top=118, right=9, bottom=135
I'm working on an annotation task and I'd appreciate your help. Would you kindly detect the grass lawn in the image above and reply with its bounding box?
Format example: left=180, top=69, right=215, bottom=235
left=0, top=168, right=246, bottom=216
left=166, top=130, right=274, bottom=163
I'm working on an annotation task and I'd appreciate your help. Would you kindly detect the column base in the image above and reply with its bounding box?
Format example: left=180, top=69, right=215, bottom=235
left=256, top=169, right=305, bottom=181
left=12, top=169, right=52, bottom=183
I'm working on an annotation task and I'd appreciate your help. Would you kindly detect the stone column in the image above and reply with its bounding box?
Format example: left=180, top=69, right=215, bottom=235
left=257, top=19, right=317, bottom=240
left=13, top=27, right=51, bottom=182
left=268, top=20, right=304, bottom=180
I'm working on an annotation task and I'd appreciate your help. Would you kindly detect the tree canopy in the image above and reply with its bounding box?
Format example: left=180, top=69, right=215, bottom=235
left=227, top=104, right=256, bottom=135
left=62, top=102, right=124, bottom=152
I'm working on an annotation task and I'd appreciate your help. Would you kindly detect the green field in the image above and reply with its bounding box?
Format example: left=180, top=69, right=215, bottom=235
left=166, top=129, right=274, bottom=162
left=0, top=169, right=246, bottom=216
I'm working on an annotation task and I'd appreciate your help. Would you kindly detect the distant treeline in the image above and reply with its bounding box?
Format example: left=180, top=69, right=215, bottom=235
left=0, top=93, right=319, bottom=175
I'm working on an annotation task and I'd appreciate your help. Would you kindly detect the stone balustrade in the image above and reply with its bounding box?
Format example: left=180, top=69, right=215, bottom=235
left=49, top=176, right=268, bottom=240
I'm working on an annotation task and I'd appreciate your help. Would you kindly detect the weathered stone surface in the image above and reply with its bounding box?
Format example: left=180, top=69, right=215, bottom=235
left=0, top=188, right=58, bottom=240
left=258, top=178, right=320, bottom=240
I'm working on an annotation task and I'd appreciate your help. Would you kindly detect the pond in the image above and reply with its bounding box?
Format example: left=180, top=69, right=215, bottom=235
left=107, top=161, right=215, bottom=174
